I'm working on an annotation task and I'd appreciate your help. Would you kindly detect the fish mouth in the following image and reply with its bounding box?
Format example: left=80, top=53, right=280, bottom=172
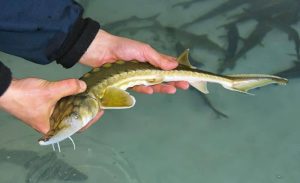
left=38, top=127, right=78, bottom=146
left=39, top=109, right=98, bottom=146
left=38, top=135, right=57, bottom=146
left=38, top=120, right=83, bottom=146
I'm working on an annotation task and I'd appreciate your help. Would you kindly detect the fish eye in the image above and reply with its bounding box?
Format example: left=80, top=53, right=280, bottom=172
left=71, top=112, right=80, bottom=119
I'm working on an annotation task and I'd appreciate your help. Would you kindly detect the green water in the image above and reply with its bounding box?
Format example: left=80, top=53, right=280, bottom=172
left=1, top=0, right=300, bottom=182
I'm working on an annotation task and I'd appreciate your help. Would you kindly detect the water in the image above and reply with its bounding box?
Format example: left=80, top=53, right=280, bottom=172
left=1, top=0, right=300, bottom=182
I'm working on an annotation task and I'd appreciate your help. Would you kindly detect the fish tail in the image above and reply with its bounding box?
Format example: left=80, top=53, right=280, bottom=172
left=223, top=74, right=288, bottom=95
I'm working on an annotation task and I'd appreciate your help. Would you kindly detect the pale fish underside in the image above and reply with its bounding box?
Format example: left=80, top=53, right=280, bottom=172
left=38, top=49, right=288, bottom=150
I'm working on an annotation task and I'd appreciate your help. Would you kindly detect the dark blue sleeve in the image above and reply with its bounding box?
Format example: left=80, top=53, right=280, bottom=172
left=0, top=61, right=12, bottom=96
left=0, top=0, right=100, bottom=68
left=0, top=0, right=100, bottom=97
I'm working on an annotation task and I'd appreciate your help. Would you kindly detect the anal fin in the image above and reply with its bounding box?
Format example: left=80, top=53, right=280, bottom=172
left=190, top=81, right=209, bottom=94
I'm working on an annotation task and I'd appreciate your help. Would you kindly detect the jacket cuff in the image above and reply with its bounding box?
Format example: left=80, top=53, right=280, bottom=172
left=0, top=62, right=12, bottom=96
left=56, top=18, right=100, bottom=68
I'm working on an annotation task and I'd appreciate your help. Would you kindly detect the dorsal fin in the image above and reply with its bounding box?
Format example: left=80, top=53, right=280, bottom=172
left=177, top=49, right=196, bottom=68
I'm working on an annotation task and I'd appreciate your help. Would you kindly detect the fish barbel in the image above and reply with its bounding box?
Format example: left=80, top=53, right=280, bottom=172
left=38, top=49, right=287, bottom=148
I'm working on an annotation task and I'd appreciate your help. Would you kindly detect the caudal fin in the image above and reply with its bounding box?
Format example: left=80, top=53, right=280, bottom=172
left=224, top=74, right=288, bottom=94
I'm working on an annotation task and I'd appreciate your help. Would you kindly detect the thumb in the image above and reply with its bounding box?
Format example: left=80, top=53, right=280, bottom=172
left=50, top=79, right=87, bottom=99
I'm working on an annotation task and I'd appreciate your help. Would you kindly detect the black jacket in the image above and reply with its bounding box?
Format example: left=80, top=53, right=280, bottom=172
left=0, top=0, right=100, bottom=96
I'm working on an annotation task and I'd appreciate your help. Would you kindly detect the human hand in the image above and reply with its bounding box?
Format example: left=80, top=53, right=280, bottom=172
left=79, top=30, right=189, bottom=94
left=0, top=78, right=101, bottom=134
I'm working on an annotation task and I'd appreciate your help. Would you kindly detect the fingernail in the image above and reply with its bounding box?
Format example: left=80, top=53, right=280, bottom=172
left=146, top=88, right=154, bottom=94
left=171, top=57, right=178, bottom=62
left=169, top=89, right=176, bottom=94
left=79, top=80, right=87, bottom=91
left=168, top=87, right=176, bottom=94
left=181, top=82, right=190, bottom=90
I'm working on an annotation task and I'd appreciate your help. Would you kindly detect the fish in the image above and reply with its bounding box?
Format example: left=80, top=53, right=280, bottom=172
left=176, top=43, right=227, bottom=118
left=271, top=22, right=300, bottom=60
left=172, top=0, right=206, bottom=9
left=175, top=41, right=203, bottom=67
left=111, top=23, right=226, bottom=57
left=192, top=90, right=228, bottom=119
left=165, top=26, right=225, bottom=56
left=102, top=14, right=225, bottom=58
left=218, top=22, right=272, bottom=73
left=199, top=92, right=228, bottom=119
left=226, top=0, right=289, bottom=25
left=180, top=0, right=250, bottom=28
left=224, top=23, right=240, bottom=60
left=38, top=49, right=288, bottom=148
left=217, top=23, right=240, bottom=74
left=274, top=61, right=300, bottom=79
left=103, top=14, right=160, bottom=35
left=0, top=148, right=87, bottom=183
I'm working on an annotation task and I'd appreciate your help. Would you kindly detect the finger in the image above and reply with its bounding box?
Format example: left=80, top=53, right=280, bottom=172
left=141, top=45, right=178, bottom=70
left=34, top=119, right=50, bottom=135
left=151, top=84, right=176, bottom=94
left=79, top=110, right=104, bottom=132
left=131, top=85, right=154, bottom=94
left=168, top=81, right=190, bottom=90
left=51, top=79, right=87, bottom=99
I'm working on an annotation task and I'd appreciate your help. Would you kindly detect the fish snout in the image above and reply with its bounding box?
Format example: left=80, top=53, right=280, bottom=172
left=38, top=133, right=54, bottom=145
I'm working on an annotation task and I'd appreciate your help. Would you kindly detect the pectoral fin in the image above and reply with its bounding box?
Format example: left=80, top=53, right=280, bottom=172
left=101, top=87, right=136, bottom=109
left=190, top=81, right=209, bottom=94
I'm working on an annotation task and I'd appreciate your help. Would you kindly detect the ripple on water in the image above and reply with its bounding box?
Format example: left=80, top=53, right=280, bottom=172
left=56, top=137, right=142, bottom=183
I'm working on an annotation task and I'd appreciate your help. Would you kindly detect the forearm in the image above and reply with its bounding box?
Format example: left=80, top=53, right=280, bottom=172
left=0, top=0, right=100, bottom=68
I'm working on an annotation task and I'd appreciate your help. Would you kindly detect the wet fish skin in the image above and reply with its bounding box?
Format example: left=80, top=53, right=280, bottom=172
left=38, top=50, right=287, bottom=146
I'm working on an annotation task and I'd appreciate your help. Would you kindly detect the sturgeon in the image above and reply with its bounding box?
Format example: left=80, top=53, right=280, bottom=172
left=38, top=50, right=287, bottom=148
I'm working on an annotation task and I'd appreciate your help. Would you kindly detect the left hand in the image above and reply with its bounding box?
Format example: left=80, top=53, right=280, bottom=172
left=78, top=29, right=189, bottom=94
left=0, top=78, right=87, bottom=134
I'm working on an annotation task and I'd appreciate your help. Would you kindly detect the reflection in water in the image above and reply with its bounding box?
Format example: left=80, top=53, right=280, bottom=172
left=0, top=138, right=142, bottom=183
left=0, top=149, right=87, bottom=183
left=64, top=138, right=142, bottom=183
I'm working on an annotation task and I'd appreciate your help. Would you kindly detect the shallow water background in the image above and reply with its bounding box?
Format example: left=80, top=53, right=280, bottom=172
left=0, top=0, right=300, bottom=182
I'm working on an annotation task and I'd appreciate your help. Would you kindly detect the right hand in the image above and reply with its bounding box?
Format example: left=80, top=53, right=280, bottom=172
left=79, top=30, right=189, bottom=94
